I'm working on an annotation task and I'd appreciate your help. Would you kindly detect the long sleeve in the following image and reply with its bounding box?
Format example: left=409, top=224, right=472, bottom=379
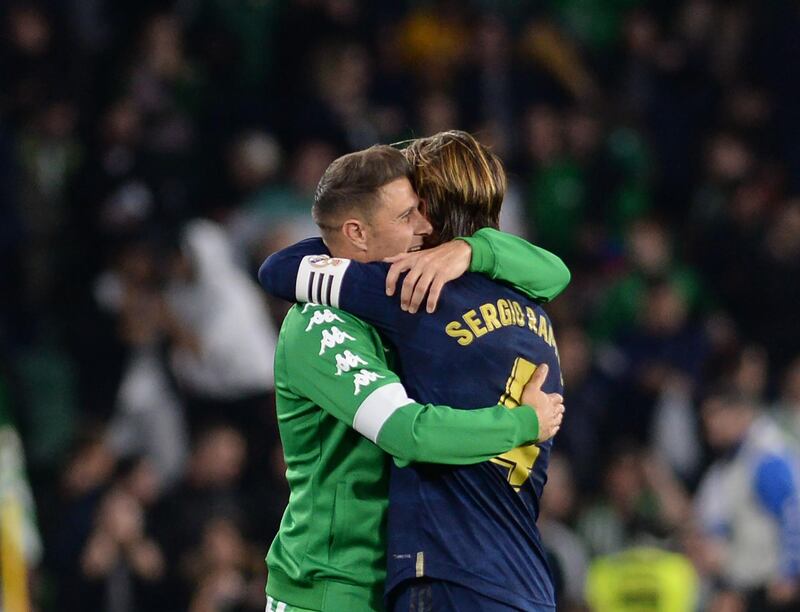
left=285, top=305, right=539, bottom=466
left=458, top=227, right=571, bottom=302
left=378, top=399, right=538, bottom=468
left=258, top=232, right=570, bottom=335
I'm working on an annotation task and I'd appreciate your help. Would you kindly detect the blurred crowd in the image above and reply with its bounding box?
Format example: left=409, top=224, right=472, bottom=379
left=2, top=1, right=800, bottom=611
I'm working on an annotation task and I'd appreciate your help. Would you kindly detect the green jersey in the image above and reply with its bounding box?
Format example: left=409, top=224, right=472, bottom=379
left=264, top=230, right=570, bottom=611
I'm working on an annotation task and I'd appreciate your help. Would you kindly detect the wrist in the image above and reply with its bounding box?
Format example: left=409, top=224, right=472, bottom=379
left=513, top=403, right=540, bottom=444
left=456, top=232, right=492, bottom=273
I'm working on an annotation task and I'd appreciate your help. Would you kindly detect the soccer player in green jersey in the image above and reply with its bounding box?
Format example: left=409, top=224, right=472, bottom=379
left=264, top=144, right=568, bottom=612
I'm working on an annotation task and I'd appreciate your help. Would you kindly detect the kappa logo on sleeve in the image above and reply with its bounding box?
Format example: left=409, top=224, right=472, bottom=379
left=319, top=326, right=355, bottom=355
left=353, top=369, right=385, bottom=395
left=334, top=350, right=368, bottom=376
left=305, top=308, right=345, bottom=332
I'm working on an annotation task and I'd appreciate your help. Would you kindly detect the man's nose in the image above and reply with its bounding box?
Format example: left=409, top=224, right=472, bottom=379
left=415, top=211, right=433, bottom=235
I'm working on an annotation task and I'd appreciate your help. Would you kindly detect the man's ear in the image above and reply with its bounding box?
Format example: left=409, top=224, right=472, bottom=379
left=341, top=218, right=369, bottom=252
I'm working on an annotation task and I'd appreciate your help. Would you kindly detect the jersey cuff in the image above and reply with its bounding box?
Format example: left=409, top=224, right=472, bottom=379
left=458, top=231, right=495, bottom=275
left=353, top=382, right=415, bottom=443
left=514, top=404, right=540, bottom=444
left=296, top=255, right=351, bottom=307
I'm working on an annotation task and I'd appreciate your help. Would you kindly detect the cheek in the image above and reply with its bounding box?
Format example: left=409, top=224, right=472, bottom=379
left=401, top=224, right=417, bottom=243
left=387, top=223, right=411, bottom=242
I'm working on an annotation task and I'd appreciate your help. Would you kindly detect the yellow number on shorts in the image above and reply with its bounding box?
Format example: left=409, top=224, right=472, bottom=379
left=490, top=357, right=540, bottom=490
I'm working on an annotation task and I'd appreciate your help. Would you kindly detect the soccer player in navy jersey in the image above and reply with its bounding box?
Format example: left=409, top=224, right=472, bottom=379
left=261, top=131, right=566, bottom=611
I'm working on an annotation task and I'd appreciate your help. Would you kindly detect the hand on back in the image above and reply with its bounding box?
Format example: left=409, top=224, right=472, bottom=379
left=520, top=364, right=564, bottom=442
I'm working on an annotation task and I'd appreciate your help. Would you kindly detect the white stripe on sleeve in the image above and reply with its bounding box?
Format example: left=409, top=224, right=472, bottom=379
left=295, top=256, right=351, bottom=307
left=352, top=382, right=415, bottom=443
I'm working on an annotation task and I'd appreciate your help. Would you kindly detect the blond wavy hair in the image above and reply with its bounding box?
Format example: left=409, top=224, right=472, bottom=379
left=400, top=130, right=506, bottom=243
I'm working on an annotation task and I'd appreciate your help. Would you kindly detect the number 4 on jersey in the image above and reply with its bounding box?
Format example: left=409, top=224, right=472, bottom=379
left=491, top=357, right=541, bottom=490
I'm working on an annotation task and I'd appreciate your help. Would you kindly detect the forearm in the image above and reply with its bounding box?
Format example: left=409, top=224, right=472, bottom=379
left=377, top=401, right=539, bottom=466
left=459, top=228, right=571, bottom=301
left=258, top=238, right=333, bottom=303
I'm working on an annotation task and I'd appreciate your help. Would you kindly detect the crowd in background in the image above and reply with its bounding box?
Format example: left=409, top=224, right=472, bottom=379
left=2, top=1, right=800, bottom=610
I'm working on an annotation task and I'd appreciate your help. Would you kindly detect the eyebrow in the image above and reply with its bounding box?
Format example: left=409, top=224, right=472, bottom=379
left=397, top=201, right=420, bottom=219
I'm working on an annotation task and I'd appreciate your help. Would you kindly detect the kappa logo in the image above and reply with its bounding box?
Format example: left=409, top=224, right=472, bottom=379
left=305, top=309, right=345, bottom=332
left=308, top=255, right=344, bottom=269
left=353, top=369, right=385, bottom=395
left=334, top=350, right=368, bottom=376
left=319, top=326, right=355, bottom=355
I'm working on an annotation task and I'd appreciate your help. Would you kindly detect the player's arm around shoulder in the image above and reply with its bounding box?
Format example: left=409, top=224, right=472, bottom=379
left=281, top=305, right=556, bottom=467
left=459, top=227, right=571, bottom=302
left=380, top=362, right=564, bottom=468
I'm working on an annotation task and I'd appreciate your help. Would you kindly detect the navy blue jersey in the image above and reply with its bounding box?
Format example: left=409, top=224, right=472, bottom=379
left=260, top=239, right=563, bottom=610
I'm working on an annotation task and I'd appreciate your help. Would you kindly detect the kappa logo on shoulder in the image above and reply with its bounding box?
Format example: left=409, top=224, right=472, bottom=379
left=353, top=369, right=385, bottom=395
left=308, top=255, right=344, bottom=269
left=334, top=350, right=368, bottom=376
left=305, top=309, right=345, bottom=332
left=319, top=326, right=355, bottom=355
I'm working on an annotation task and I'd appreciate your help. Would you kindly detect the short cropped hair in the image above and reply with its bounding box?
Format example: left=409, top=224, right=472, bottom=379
left=402, top=130, right=506, bottom=242
left=312, top=145, right=412, bottom=235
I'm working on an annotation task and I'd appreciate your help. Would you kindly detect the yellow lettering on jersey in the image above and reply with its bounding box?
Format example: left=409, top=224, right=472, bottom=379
left=497, top=299, right=513, bottom=326
left=443, top=300, right=557, bottom=355
left=537, top=315, right=549, bottom=340
left=512, top=301, right=525, bottom=327
left=491, top=446, right=541, bottom=489
left=492, top=357, right=542, bottom=489
left=445, top=321, right=474, bottom=346
left=526, top=306, right=537, bottom=331
left=479, top=303, right=502, bottom=332
left=463, top=309, right=488, bottom=338
left=499, top=356, right=536, bottom=408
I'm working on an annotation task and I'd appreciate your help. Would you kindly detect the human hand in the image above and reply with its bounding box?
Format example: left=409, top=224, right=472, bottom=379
left=100, top=490, right=144, bottom=546
left=384, top=240, right=472, bottom=313
left=81, top=532, right=119, bottom=577
left=520, top=364, right=564, bottom=441
left=128, top=539, right=165, bottom=581
left=709, top=590, right=746, bottom=612
left=767, top=579, right=799, bottom=605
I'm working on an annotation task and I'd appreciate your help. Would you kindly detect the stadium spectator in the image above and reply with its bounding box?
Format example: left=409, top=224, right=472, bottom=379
left=773, top=357, right=800, bottom=445
left=578, top=446, right=690, bottom=557
left=695, top=388, right=800, bottom=610
left=163, top=219, right=277, bottom=441
left=538, top=453, right=589, bottom=612
left=79, top=487, right=166, bottom=612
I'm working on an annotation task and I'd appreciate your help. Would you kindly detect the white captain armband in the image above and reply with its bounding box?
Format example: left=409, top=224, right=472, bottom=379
left=295, top=255, right=351, bottom=307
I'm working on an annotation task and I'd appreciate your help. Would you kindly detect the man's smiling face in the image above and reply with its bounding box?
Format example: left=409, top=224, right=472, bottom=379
left=364, top=177, right=433, bottom=261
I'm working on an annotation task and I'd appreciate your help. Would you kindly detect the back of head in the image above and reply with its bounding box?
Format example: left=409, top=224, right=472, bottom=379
left=403, top=130, right=506, bottom=243
left=313, top=145, right=412, bottom=241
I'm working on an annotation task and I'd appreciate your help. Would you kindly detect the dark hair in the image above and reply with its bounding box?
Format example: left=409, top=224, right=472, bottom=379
left=700, top=384, right=754, bottom=410
left=312, top=145, right=412, bottom=234
left=402, top=130, right=505, bottom=243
